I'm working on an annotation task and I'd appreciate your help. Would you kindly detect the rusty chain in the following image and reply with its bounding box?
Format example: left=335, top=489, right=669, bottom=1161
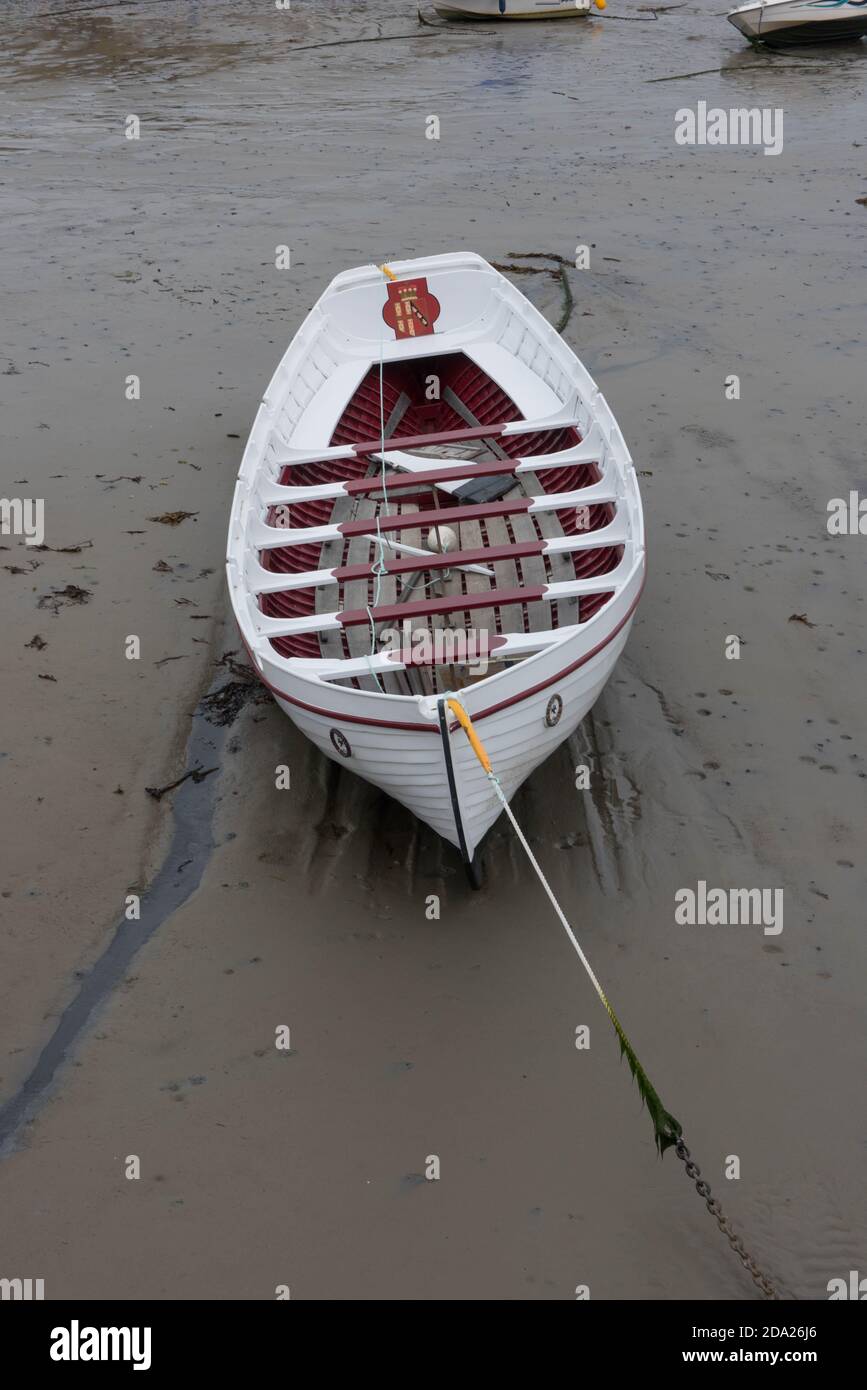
left=675, top=1137, right=782, bottom=1300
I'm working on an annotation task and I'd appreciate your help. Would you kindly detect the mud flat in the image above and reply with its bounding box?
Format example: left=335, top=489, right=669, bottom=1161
left=0, top=0, right=865, bottom=1297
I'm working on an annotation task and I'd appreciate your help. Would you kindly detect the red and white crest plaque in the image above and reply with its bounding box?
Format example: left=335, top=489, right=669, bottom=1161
left=382, top=277, right=441, bottom=339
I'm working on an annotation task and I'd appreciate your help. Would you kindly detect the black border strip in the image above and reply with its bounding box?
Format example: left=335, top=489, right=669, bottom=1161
left=437, top=696, right=471, bottom=866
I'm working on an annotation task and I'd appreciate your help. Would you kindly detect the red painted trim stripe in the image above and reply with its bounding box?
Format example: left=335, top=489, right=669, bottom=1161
left=384, top=634, right=509, bottom=668
left=337, top=584, right=546, bottom=628
left=238, top=633, right=437, bottom=731
left=334, top=539, right=543, bottom=583
left=343, top=458, right=516, bottom=496
left=340, top=496, right=529, bottom=539
left=351, top=421, right=517, bottom=456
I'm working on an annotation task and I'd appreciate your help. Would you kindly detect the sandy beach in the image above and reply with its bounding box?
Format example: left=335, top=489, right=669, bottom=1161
left=1, top=0, right=865, bottom=1300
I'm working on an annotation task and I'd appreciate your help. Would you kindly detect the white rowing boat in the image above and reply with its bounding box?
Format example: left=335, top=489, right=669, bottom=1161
left=227, top=253, right=645, bottom=884
left=727, top=0, right=867, bottom=42
left=434, top=0, right=593, bottom=18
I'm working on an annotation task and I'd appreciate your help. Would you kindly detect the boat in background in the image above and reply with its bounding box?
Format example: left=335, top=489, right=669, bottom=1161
left=727, top=0, right=867, bottom=42
left=227, top=253, right=644, bottom=884
left=434, top=0, right=594, bottom=18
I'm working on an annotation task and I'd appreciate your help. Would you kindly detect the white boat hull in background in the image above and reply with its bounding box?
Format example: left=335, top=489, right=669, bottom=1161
left=727, top=0, right=867, bottom=41
left=435, top=0, right=590, bottom=18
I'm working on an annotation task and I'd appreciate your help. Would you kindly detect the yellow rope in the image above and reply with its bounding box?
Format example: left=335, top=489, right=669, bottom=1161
left=446, top=698, right=492, bottom=774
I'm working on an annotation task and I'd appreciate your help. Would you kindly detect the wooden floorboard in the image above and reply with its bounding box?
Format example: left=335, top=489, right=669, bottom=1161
left=504, top=477, right=548, bottom=636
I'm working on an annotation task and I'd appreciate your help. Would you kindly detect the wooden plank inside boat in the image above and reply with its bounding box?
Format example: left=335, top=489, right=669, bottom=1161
left=341, top=494, right=396, bottom=693
left=391, top=500, right=434, bottom=698
left=428, top=519, right=455, bottom=698
left=483, top=513, right=523, bottom=637
left=503, top=479, right=547, bottom=636
left=525, top=474, right=581, bottom=626
left=456, top=516, right=501, bottom=686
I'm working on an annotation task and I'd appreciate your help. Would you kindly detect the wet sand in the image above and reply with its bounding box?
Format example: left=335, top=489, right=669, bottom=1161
left=1, top=0, right=865, bottom=1298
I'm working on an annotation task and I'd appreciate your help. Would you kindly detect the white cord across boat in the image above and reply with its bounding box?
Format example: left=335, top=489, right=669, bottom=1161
left=359, top=534, right=495, bottom=580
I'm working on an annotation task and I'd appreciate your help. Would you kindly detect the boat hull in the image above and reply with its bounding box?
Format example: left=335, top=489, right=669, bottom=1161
left=727, top=0, right=867, bottom=41
left=271, top=619, right=634, bottom=857
left=435, top=0, right=589, bottom=18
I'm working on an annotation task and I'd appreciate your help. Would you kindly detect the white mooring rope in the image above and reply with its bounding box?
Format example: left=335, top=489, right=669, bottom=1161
left=444, top=695, right=782, bottom=1299
left=488, top=773, right=610, bottom=1009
